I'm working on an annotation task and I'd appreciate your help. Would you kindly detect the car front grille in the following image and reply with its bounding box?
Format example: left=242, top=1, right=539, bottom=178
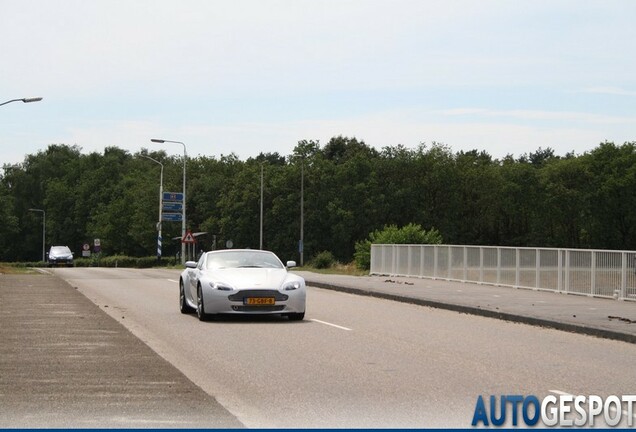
left=228, top=290, right=288, bottom=302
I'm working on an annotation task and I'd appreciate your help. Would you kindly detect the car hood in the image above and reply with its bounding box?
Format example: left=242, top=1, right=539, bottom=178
left=50, top=253, right=72, bottom=259
left=210, top=268, right=290, bottom=290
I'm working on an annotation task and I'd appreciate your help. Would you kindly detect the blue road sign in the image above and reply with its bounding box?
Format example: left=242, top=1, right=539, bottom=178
left=162, top=202, right=183, bottom=212
left=162, top=212, right=183, bottom=222
left=162, top=192, right=184, bottom=202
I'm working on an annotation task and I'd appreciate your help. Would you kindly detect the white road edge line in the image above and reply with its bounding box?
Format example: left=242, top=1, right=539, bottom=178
left=550, top=389, right=636, bottom=421
left=33, top=268, right=52, bottom=275
left=167, top=279, right=179, bottom=283
left=310, top=319, right=352, bottom=331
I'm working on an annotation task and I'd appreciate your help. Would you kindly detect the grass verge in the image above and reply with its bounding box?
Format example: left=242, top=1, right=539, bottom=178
left=0, top=264, right=42, bottom=275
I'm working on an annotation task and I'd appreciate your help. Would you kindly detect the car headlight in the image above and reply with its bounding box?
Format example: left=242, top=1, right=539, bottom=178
left=209, top=281, right=233, bottom=291
left=283, top=281, right=301, bottom=291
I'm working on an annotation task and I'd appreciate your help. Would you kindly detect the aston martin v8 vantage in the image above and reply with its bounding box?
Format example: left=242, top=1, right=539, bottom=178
left=179, top=249, right=306, bottom=321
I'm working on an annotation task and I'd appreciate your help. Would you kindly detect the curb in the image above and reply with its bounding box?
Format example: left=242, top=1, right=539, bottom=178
left=307, top=281, right=636, bottom=345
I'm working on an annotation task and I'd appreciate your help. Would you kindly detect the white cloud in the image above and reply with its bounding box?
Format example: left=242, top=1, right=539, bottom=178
left=5, top=0, right=634, bottom=96
left=436, top=108, right=636, bottom=124
left=580, top=87, right=636, bottom=97
left=2, top=0, right=635, bottom=165
left=37, top=105, right=627, bottom=165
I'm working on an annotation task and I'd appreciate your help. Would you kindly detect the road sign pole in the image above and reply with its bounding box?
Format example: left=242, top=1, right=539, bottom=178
left=160, top=191, right=185, bottom=260
left=158, top=170, right=163, bottom=263
left=151, top=139, right=186, bottom=264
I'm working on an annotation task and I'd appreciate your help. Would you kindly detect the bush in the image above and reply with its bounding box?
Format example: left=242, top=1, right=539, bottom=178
left=312, top=251, right=336, bottom=269
left=354, top=223, right=443, bottom=270
left=0, top=261, right=44, bottom=269
left=74, top=255, right=177, bottom=268
left=4, top=256, right=178, bottom=269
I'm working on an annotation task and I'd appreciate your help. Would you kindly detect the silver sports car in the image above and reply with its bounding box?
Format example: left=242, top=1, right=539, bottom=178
left=179, top=249, right=306, bottom=321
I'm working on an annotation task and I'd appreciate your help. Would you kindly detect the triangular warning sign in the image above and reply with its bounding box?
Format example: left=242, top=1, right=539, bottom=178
left=182, top=230, right=196, bottom=243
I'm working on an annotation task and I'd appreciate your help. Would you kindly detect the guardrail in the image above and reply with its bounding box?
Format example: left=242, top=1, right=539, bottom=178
left=370, top=244, right=636, bottom=301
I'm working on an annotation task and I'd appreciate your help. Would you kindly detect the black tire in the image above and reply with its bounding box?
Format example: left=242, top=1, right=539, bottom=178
left=196, top=285, right=208, bottom=321
left=287, top=312, right=305, bottom=321
left=179, top=280, right=193, bottom=314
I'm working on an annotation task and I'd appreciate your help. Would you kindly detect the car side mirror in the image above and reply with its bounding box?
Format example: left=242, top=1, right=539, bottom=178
left=185, top=261, right=197, bottom=269
left=286, top=260, right=297, bottom=268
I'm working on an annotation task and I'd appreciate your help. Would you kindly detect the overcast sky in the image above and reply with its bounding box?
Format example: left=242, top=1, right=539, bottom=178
left=2, top=0, right=635, bottom=165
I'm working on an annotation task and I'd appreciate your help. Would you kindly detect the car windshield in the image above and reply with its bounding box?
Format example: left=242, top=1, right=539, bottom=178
left=206, top=251, right=283, bottom=270
left=50, top=246, right=71, bottom=255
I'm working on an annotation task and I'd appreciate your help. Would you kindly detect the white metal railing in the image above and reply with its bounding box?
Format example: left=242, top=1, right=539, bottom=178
left=370, top=244, right=636, bottom=301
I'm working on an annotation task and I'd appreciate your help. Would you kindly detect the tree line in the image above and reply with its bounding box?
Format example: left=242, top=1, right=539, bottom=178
left=1, top=137, right=635, bottom=264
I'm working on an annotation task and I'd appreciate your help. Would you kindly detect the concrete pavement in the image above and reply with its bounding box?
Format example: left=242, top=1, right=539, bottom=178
left=296, top=271, right=636, bottom=344
left=0, top=272, right=244, bottom=428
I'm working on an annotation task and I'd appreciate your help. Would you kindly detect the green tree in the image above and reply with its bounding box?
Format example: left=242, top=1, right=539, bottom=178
left=0, top=181, right=19, bottom=258
left=5, top=138, right=636, bottom=265
left=538, top=156, right=591, bottom=247
left=452, top=150, right=501, bottom=245
left=585, top=142, right=636, bottom=249
left=498, top=157, right=542, bottom=245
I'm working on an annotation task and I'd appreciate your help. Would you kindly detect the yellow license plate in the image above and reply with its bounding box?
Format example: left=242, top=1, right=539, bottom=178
left=245, top=297, right=275, bottom=306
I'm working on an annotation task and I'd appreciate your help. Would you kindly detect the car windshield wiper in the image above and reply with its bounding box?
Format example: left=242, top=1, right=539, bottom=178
left=237, top=265, right=263, bottom=268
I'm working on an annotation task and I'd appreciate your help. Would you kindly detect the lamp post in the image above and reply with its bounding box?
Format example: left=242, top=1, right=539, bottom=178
left=151, top=139, right=186, bottom=264
left=0, top=97, right=43, bottom=107
left=260, top=162, right=264, bottom=250
left=300, top=159, right=304, bottom=266
left=28, top=208, right=46, bottom=262
left=140, top=155, right=163, bottom=262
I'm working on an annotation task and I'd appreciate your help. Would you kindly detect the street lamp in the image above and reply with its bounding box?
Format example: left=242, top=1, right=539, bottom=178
left=28, top=208, right=46, bottom=262
left=151, top=139, right=186, bottom=264
left=300, top=160, right=304, bottom=266
left=260, top=162, right=264, bottom=250
left=140, top=155, right=163, bottom=262
left=0, top=97, right=43, bottom=107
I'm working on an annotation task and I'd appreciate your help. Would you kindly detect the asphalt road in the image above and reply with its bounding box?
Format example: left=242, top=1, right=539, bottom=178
left=0, top=271, right=243, bottom=428
left=48, top=267, right=636, bottom=428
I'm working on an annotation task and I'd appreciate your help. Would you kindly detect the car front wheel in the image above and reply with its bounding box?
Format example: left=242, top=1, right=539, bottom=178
left=179, top=280, right=193, bottom=314
left=287, top=312, right=305, bottom=321
left=196, top=285, right=208, bottom=321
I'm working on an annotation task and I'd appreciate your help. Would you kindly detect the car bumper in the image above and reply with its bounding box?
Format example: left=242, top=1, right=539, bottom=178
left=202, top=288, right=306, bottom=315
left=49, top=260, right=74, bottom=266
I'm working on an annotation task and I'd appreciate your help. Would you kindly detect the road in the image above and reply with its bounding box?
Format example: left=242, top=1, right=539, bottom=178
left=53, top=267, right=636, bottom=428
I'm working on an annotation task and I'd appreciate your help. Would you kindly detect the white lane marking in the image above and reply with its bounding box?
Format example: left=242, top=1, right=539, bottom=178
left=310, top=319, right=352, bottom=331
left=550, top=390, right=636, bottom=421
left=167, top=279, right=179, bottom=283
